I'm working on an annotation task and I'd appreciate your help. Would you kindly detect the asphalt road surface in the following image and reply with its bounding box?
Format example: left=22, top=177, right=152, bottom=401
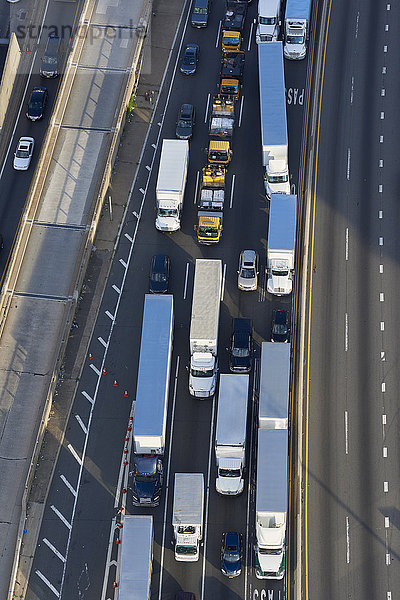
left=306, top=0, right=400, bottom=599
left=26, top=1, right=308, bottom=598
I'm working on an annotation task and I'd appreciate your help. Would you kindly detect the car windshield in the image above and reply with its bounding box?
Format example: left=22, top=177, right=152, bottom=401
left=240, top=267, right=255, bottom=278
left=16, top=149, right=30, bottom=158
left=184, top=52, right=195, bottom=65
left=152, top=273, right=167, bottom=282
left=232, top=347, right=249, bottom=357
left=287, top=34, right=304, bottom=44
left=194, top=7, right=207, bottom=13
left=178, top=119, right=191, bottom=127
left=273, top=323, right=287, bottom=335
left=224, top=550, right=240, bottom=562
left=260, top=16, right=276, bottom=25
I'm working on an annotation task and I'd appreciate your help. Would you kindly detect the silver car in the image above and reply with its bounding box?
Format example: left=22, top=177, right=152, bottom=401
left=237, top=250, right=259, bottom=291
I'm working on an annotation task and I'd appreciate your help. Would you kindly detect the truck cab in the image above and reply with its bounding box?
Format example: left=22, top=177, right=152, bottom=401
left=217, top=458, right=244, bottom=495
left=197, top=214, right=223, bottom=244
left=175, top=526, right=201, bottom=561
left=132, top=455, right=163, bottom=507
left=189, top=353, right=218, bottom=397
left=284, top=19, right=307, bottom=59
left=256, top=0, right=281, bottom=42
left=208, top=140, right=232, bottom=166
left=222, top=30, right=242, bottom=51
left=265, top=159, right=290, bottom=197
left=220, top=78, right=240, bottom=101
left=267, top=261, right=292, bottom=295
left=255, top=514, right=286, bottom=579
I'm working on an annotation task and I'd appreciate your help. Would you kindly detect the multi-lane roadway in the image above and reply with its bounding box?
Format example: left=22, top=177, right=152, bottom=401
left=23, top=0, right=308, bottom=599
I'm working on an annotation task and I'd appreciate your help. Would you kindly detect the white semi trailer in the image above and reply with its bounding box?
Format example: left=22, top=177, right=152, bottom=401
left=255, top=429, right=288, bottom=580
left=189, top=259, right=222, bottom=398
left=259, top=342, right=290, bottom=429
left=119, top=515, right=153, bottom=600
left=173, top=473, right=204, bottom=562
left=267, top=194, right=297, bottom=296
left=258, top=41, right=290, bottom=198
left=215, top=374, right=249, bottom=495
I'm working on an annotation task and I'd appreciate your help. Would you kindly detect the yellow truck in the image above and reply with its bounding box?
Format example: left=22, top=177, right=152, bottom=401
left=196, top=166, right=225, bottom=244
left=221, top=30, right=241, bottom=51
left=208, top=140, right=232, bottom=166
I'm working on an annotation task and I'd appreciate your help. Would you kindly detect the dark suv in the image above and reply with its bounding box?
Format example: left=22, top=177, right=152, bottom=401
left=191, top=0, right=211, bottom=27
left=176, top=104, right=195, bottom=140
left=229, top=318, right=253, bottom=373
left=131, top=455, right=163, bottom=507
left=26, top=87, right=48, bottom=121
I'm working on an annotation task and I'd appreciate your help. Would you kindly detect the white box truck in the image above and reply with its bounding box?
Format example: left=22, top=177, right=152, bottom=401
left=256, top=0, right=282, bottom=43
left=267, top=194, right=297, bottom=296
left=119, top=515, right=153, bottom=600
left=215, top=374, right=249, bottom=495
left=283, top=0, right=312, bottom=60
left=255, top=429, right=287, bottom=580
left=132, top=295, right=174, bottom=506
left=173, top=473, right=204, bottom=562
left=155, top=139, right=189, bottom=232
left=189, top=259, right=222, bottom=398
left=258, top=42, right=290, bottom=198
left=259, top=342, right=290, bottom=429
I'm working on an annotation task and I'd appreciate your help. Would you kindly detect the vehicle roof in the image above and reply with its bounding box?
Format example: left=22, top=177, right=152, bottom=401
left=152, top=254, right=168, bottom=270
left=185, top=43, right=199, bottom=51
left=225, top=531, right=240, bottom=545
left=180, top=104, right=193, bottom=117
left=242, top=249, right=256, bottom=263
left=193, top=0, right=208, bottom=7
left=273, top=309, right=287, bottom=324
left=209, top=139, right=230, bottom=150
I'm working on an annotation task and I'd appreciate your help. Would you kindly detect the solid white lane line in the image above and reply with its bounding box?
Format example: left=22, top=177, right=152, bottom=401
left=344, top=313, right=349, bottom=351
left=381, top=322, right=385, bottom=331
left=98, top=336, right=107, bottom=348
left=346, top=148, right=351, bottom=180
left=344, top=411, right=349, bottom=455
left=183, top=263, right=189, bottom=299
left=35, top=570, right=60, bottom=598
left=350, top=76, right=354, bottom=104
left=112, top=284, right=121, bottom=294
left=239, top=96, right=244, bottom=127
left=384, top=45, right=388, bottom=52
left=247, top=22, right=254, bottom=51
left=43, top=538, right=66, bottom=562
left=158, top=356, right=180, bottom=600
left=194, top=170, right=200, bottom=204
left=382, top=382, right=386, bottom=392
left=90, top=364, right=101, bottom=376
left=385, top=517, right=390, bottom=527
left=380, top=160, right=384, bottom=167
left=200, top=393, right=217, bottom=600
left=387, top=3, right=391, bottom=9
left=114, top=406, right=135, bottom=507
left=380, top=264, right=384, bottom=273
left=346, top=516, right=350, bottom=563
left=345, top=228, right=349, bottom=260
left=139, top=187, right=145, bottom=194
left=215, top=21, right=222, bottom=47
left=146, top=165, right=151, bottom=171
left=81, top=391, right=94, bottom=405
left=380, top=135, right=384, bottom=142
left=382, top=414, right=387, bottom=424
left=384, top=481, right=389, bottom=492
left=386, top=554, right=391, bottom=565
left=381, top=351, right=386, bottom=361
left=379, top=210, right=383, bottom=219
left=204, top=94, right=210, bottom=123
left=381, top=89, right=386, bottom=97
left=381, top=111, right=385, bottom=119
left=382, top=66, right=386, bottom=74
left=221, top=263, right=227, bottom=300
left=75, top=414, right=87, bottom=434
left=230, top=174, right=236, bottom=208
left=67, top=443, right=83, bottom=466
left=383, top=447, right=388, bottom=457
left=125, top=233, right=133, bottom=243
left=105, top=310, right=115, bottom=321
left=60, top=474, right=77, bottom=497
left=51, top=505, right=72, bottom=530
left=119, top=259, right=127, bottom=269
left=380, top=293, right=385, bottom=302
left=379, top=185, right=383, bottom=193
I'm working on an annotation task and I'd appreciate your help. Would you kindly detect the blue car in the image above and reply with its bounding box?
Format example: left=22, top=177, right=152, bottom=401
left=180, top=44, right=200, bottom=75
left=221, top=531, right=242, bottom=577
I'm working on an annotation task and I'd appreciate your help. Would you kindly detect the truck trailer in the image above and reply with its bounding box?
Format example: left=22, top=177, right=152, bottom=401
left=189, top=259, right=222, bottom=397
left=259, top=342, right=290, bottom=429
left=173, top=473, right=204, bottom=562
left=155, top=139, right=189, bottom=232
left=223, top=1, right=248, bottom=31
left=215, top=374, right=249, bottom=495
left=132, top=295, right=174, bottom=506
left=258, top=41, right=290, bottom=197
left=255, top=429, right=288, bottom=580
left=266, top=194, right=297, bottom=296
left=283, top=0, right=312, bottom=60
left=196, top=165, right=225, bottom=244
left=209, top=95, right=235, bottom=139
left=119, top=515, right=153, bottom=600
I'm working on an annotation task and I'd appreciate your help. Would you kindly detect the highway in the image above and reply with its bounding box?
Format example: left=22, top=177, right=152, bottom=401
left=24, top=1, right=308, bottom=600
left=305, top=0, right=400, bottom=599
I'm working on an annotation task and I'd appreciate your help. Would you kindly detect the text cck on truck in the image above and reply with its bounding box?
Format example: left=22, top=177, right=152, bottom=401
left=219, top=50, right=244, bottom=101
left=196, top=165, right=225, bottom=244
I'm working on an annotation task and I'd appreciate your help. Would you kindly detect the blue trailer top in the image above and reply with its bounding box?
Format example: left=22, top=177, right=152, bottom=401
left=258, top=41, right=288, bottom=148
left=268, top=194, right=297, bottom=251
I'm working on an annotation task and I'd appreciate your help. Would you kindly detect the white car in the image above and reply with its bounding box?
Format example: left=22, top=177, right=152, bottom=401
left=14, top=137, right=34, bottom=171
left=237, top=250, right=259, bottom=291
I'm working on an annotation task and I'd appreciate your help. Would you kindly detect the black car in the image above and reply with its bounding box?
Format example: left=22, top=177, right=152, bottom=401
left=180, top=43, right=199, bottom=75
left=26, top=87, right=48, bottom=121
left=271, top=309, right=290, bottom=343
left=229, top=318, right=252, bottom=373
left=132, top=455, right=163, bottom=507
left=176, top=104, right=195, bottom=140
left=191, top=0, right=210, bottom=27
left=149, top=254, right=170, bottom=293
left=221, top=531, right=242, bottom=577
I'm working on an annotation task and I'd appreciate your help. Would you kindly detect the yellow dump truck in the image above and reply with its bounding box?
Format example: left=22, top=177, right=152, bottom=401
left=208, top=140, right=232, bottom=166
left=209, top=95, right=235, bottom=139
left=196, top=166, right=225, bottom=244
left=221, top=30, right=241, bottom=51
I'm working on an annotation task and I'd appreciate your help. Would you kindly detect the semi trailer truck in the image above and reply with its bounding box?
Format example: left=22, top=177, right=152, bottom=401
left=119, top=515, right=153, bottom=600
left=266, top=194, right=297, bottom=296
left=259, top=342, right=290, bottom=429
left=155, top=139, right=189, bottom=232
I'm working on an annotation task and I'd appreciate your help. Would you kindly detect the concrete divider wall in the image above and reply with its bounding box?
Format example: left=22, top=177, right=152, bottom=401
left=0, top=34, right=21, bottom=130
left=0, top=0, right=152, bottom=597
